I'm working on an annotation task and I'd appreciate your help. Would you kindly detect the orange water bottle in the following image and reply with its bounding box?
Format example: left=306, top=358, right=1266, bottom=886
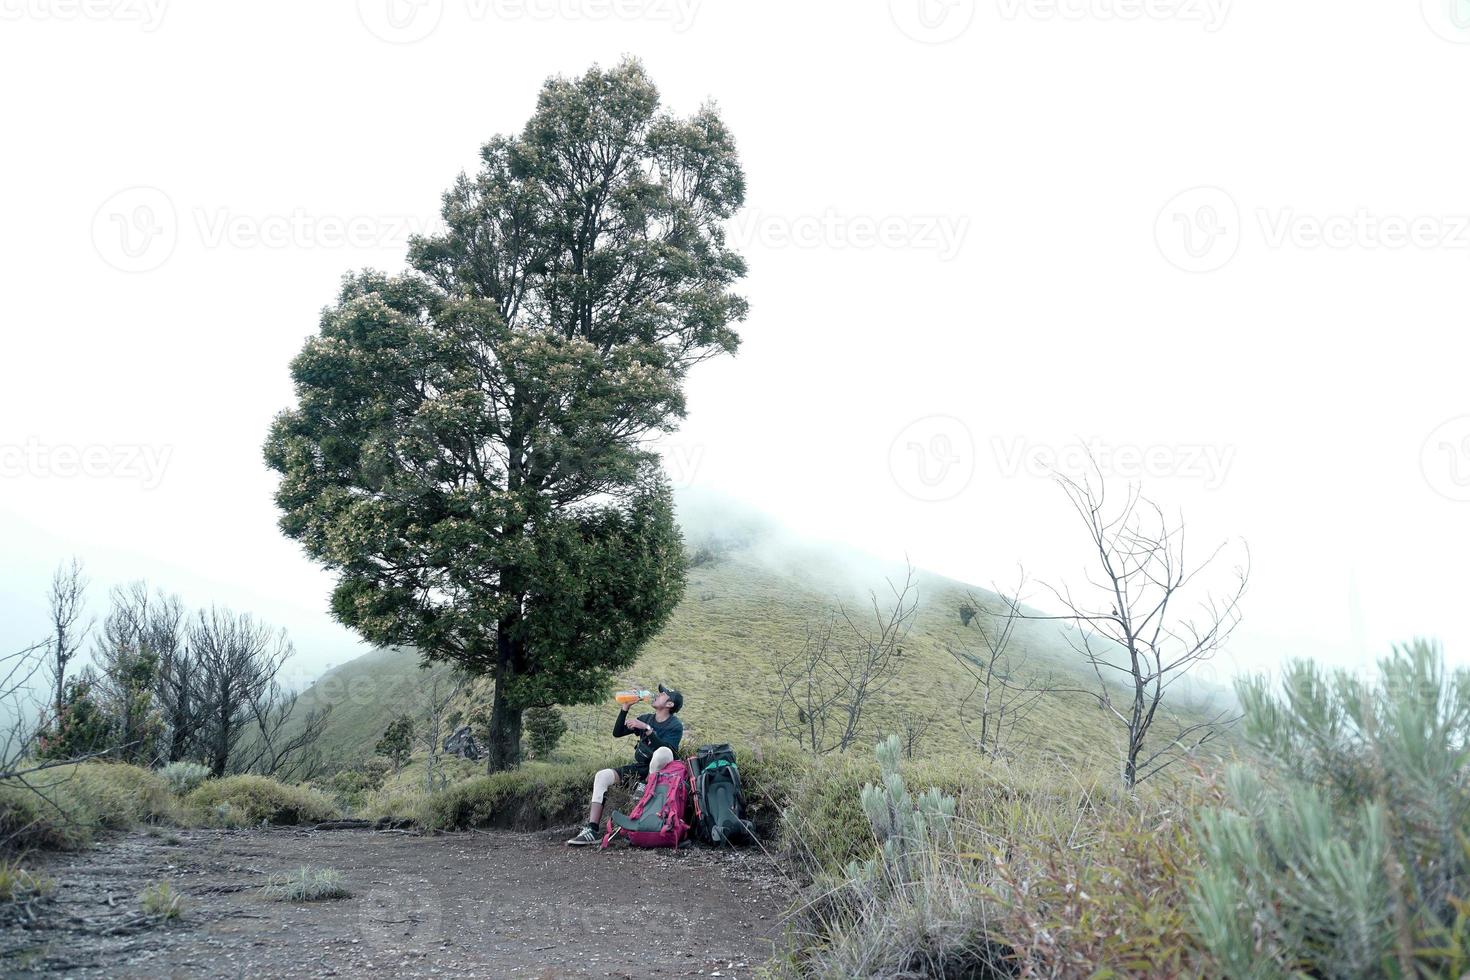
left=615, top=688, right=652, bottom=708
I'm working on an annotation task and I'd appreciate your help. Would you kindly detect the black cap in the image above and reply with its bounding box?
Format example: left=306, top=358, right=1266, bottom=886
left=658, top=684, right=683, bottom=713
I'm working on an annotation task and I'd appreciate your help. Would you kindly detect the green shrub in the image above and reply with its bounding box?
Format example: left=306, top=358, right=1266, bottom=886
left=184, top=775, right=339, bottom=826
left=261, top=866, right=350, bottom=902
left=139, top=881, right=185, bottom=920
left=33, top=678, right=114, bottom=761
left=325, top=759, right=392, bottom=811
left=779, top=737, right=1002, bottom=978
left=524, top=706, right=568, bottom=760
left=771, top=740, right=1206, bottom=978
left=160, top=761, right=211, bottom=796
left=1191, top=640, right=1470, bottom=979
left=375, top=715, right=414, bottom=771
left=425, top=761, right=606, bottom=831
left=995, top=801, right=1202, bottom=975
left=0, top=762, right=173, bottom=851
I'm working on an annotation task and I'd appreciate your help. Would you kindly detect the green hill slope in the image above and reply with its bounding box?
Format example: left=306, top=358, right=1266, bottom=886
left=289, top=495, right=1233, bottom=775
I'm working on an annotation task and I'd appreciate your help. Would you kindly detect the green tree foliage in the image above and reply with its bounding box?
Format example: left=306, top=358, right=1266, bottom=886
left=375, top=715, right=415, bottom=772
left=263, top=59, right=745, bottom=771
left=35, top=676, right=114, bottom=760
left=523, top=706, right=568, bottom=760
left=1191, top=640, right=1470, bottom=978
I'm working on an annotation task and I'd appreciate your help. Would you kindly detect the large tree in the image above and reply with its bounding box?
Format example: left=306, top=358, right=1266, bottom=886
left=264, top=60, right=747, bottom=770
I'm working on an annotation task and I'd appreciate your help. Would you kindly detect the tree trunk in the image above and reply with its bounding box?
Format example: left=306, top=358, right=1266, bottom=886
left=485, top=629, right=523, bottom=773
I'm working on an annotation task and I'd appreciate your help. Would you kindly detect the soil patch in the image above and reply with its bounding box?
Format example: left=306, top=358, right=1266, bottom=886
left=2, top=825, right=787, bottom=978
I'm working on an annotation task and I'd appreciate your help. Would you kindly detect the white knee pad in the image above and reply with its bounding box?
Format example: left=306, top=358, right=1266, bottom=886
left=648, top=747, right=673, bottom=774
left=591, top=767, right=618, bottom=804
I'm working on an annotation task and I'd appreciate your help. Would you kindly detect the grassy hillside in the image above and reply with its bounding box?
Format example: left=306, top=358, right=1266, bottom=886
left=290, top=499, right=1234, bottom=777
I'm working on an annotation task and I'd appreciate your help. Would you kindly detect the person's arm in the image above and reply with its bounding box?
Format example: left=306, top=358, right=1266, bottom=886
left=642, top=719, right=682, bottom=754
left=612, top=708, right=632, bottom=738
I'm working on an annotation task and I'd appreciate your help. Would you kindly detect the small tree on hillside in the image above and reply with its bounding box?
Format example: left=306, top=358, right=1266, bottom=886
left=419, top=673, right=465, bottom=793
left=45, top=559, right=89, bottom=726
left=524, top=705, right=568, bottom=759
left=35, top=674, right=113, bottom=761
left=376, top=715, right=414, bottom=772
left=264, top=59, right=747, bottom=771
left=1029, top=459, right=1248, bottom=787
left=948, top=575, right=1054, bottom=760
left=189, top=607, right=299, bottom=777
left=774, top=566, right=919, bottom=755
left=91, top=583, right=165, bottom=765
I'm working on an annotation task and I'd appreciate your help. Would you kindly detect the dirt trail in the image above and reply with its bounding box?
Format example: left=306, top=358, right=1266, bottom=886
left=2, top=826, right=787, bottom=978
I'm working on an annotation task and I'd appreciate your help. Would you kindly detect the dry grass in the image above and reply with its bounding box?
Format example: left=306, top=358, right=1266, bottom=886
left=260, top=867, right=350, bottom=902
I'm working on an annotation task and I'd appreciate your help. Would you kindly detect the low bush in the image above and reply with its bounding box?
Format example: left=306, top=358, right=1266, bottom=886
left=324, top=759, right=392, bottom=812
left=0, top=762, right=173, bottom=851
left=525, top=706, right=569, bottom=759
left=1191, top=640, right=1470, bottom=978
left=771, top=738, right=1209, bottom=978
left=160, top=761, right=211, bottom=796
left=425, top=760, right=609, bottom=831
left=184, top=775, right=339, bottom=826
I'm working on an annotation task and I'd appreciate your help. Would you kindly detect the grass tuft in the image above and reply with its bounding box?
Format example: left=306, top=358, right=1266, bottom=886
left=0, top=860, right=54, bottom=904
left=139, top=881, right=186, bottom=920
left=260, top=866, right=351, bottom=902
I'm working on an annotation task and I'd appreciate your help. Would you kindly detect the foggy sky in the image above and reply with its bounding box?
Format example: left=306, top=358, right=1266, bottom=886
left=3, top=1, right=1468, bottom=687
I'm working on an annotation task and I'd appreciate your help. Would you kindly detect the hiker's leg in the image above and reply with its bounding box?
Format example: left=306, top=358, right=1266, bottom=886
left=647, top=747, right=673, bottom=775
left=588, top=767, right=618, bottom=825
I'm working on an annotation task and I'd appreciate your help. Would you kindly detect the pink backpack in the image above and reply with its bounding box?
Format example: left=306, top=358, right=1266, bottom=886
left=601, top=759, right=692, bottom=849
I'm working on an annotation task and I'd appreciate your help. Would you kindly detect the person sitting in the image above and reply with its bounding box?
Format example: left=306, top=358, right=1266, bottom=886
left=566, top=684, right=684, bottom=846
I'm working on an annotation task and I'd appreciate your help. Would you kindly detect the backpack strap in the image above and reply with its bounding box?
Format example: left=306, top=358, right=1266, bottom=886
left=599, top=817, right=622, bottom=850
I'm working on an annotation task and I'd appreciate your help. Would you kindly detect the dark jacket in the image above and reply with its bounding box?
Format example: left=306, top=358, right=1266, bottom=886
left=613, top=708, right=683, bottom=769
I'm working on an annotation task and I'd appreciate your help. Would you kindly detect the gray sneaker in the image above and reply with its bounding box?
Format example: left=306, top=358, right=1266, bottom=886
left=566, top=824, right=598, bottom=846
